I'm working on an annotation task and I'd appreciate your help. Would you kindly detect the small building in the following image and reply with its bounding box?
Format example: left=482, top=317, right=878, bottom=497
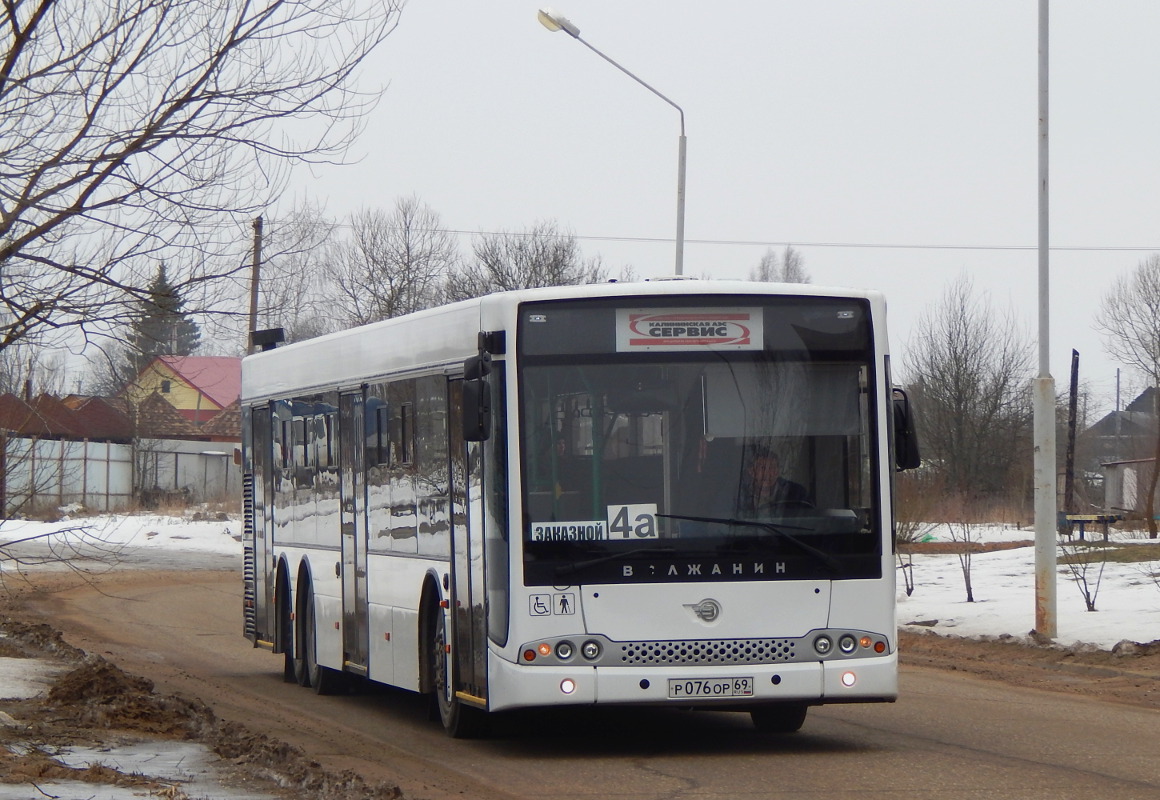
left=1102, top=458, right=1159, bottom=516
left=121, top=356, right=241, bottom=425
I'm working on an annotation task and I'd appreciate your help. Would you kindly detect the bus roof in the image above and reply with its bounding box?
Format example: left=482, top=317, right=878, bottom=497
left=241, top=279, right=887, bottom=402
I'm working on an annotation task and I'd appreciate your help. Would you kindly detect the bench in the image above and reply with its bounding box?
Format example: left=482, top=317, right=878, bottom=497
left=1058, top=513, right=1122, bottom=542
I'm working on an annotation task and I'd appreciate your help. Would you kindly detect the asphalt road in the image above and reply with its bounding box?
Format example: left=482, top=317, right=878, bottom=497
left=26, top=568, right=1160, bottom=800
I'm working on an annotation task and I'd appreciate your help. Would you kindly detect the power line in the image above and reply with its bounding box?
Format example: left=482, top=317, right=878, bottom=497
left=256, top=219, right=1160, bottom=253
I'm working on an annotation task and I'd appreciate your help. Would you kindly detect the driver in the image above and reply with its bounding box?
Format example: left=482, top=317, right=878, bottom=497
left=738, top=449, right=810, bottom=516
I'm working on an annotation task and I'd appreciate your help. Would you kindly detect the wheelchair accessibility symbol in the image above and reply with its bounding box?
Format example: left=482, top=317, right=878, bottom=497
left=530, top=594, right=552, bottom=616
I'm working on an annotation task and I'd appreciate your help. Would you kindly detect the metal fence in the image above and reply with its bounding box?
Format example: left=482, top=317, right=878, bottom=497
left=1, top=433, right=241, bottom=516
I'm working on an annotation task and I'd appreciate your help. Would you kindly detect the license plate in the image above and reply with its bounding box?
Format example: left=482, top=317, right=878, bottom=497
left=667, top=677, right=754, bottom=699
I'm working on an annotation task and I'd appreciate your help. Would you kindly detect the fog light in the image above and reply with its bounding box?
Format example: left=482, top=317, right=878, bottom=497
left=813, top=635, right=833, bottom=656
left=556, top=641, right=575, bottom=659
left=560, top=678, right=576, bottom=694
left=838, top=634, right=857, bottom=654
left=581, top=640, right=602, bottom=660
left=841, top=671, right=857, bottom=688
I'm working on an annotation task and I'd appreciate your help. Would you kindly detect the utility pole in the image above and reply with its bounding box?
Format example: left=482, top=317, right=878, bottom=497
left=1033, top=0, right=1057, bottom=639
left=248, top=216, right=263, bottom=352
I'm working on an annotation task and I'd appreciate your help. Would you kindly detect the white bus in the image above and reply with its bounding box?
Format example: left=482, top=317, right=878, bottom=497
left=241, top=280, right=920, bottom=737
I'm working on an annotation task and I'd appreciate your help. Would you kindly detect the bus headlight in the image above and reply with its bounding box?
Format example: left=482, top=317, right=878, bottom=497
left=555, top=640, right=575, bottom=660
left=813, top=635, right=833, bottom=656
left=581, top=640, right=602, bottom=660
left=838, top=634, right=858, bottom=654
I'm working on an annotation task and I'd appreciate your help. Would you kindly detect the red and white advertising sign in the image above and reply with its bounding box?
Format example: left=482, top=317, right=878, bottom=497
left=615, top=308, right=763, bottom=352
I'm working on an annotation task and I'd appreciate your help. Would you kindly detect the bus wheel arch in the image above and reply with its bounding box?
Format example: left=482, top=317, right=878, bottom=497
left=418, top=574, right=442, bottom=696
left=421, top=571, right=487, bottom=738
left=293, top=562, right=313, bottom=687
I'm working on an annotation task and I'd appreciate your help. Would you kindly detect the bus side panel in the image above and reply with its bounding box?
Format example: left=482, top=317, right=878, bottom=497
left=364, top=553, right=444, bottom=691
left=309, top=553, right=345, bottom=672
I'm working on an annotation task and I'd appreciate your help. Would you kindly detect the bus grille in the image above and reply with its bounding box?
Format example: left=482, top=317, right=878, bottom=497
left=617, top=638, right=797, bottom=666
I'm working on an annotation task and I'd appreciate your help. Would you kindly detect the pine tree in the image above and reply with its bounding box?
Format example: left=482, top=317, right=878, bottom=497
left=125, top=264, right=201, bottom=375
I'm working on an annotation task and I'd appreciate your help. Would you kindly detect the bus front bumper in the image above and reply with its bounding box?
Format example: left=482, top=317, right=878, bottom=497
left=485, top=650, right=898, bottom=713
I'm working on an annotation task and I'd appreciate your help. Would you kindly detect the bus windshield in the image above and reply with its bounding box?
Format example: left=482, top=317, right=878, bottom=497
left=517, top=297, right=881, bottom=586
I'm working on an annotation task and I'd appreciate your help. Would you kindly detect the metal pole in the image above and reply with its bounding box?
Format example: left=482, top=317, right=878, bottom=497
left=1033, top=0, right=1057, bottom=639
left=571, top=36, right=687, bottom=275
left=1064, top=349, right=1079, bottom=516
left=675, top=132, right=686, bottom=275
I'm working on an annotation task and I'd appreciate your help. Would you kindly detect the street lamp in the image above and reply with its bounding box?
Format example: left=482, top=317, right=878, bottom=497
left=537, top=8, right=687, bottom=275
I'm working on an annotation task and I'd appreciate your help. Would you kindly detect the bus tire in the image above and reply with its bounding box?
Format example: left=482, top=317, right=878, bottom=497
left=751, top=703, right=808, bottom=734
left=303, top=586, right=344, bottom=696
left=429, top=605, right=487, bottom=738
left=277, top=571, right=296, bottom=683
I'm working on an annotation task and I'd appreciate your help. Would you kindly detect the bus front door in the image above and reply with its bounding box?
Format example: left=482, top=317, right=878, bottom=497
left=448, top=378, right=488, bottom=707
left=339, top=390, right=369, bottom=674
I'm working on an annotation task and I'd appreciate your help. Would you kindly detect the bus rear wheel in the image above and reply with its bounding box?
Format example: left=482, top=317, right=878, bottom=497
left=430, top=607, right=487, bottom=738
left=751, top=703, right=808, bottom=734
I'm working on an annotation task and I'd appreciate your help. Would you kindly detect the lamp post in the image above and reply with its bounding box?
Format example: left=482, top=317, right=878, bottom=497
left=537, top=8, right=687, bottom=275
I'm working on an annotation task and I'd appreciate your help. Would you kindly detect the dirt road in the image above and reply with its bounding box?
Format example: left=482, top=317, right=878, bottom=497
left=5, top=566, right=1160, bottom=799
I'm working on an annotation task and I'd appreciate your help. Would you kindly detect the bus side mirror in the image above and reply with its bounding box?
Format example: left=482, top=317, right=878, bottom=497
left=893, top=388, right=921, bottom=471
left=463, top=354, right=492, bottom=442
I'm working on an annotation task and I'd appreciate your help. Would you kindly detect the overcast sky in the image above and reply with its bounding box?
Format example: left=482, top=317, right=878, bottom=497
left=284, top=1, right=1160, bottom=417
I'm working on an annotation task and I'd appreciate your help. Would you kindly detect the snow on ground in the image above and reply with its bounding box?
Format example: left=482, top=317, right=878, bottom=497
left=898, top=523, right=1160, bottom=650
left=1, top=513, right=1159, bottom=650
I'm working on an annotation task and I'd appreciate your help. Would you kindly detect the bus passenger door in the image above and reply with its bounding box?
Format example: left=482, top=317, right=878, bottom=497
left=448, top=378, right=488, bottom=706
left=339, top=390, right=369, bottom=674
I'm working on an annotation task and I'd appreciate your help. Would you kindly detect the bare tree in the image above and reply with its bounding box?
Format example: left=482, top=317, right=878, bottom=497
left=0, top=343, right=70, bottom=396
left=1, top=0, right=400, bottom=357
left=904, top=274, right=1033, bottom=508
left=948, top=517, right=978, bottom=603
left=1096, top=254, right=1160, bottom=537
left=328, top=198, right=457, bottom=325
left=442, top=221, right=607, bottom=302
left=1059, top=539, right=1108, bottom=612
left=894, top=471, right=942, bottom=597
left=749, top=245, right=810, bottom=283
left=255, top=202, right=339, bottom=343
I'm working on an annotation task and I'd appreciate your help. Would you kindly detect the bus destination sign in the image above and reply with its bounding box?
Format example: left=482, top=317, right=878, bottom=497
left=615, top=308, right=763, bottom=352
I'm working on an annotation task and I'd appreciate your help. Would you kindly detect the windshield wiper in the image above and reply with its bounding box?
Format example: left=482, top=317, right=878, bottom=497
left=554, top=546, right=676, bottom=579
left=657, top=513, right=842, bottom=574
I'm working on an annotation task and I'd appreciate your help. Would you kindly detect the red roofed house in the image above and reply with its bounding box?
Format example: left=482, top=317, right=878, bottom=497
left=121, top=356, right=241, bottom=425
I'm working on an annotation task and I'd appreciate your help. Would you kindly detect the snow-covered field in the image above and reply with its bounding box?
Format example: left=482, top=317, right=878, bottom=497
left=2, top=513, right=1158, bottom=650
left=898, top=523, right=1160, bottom=650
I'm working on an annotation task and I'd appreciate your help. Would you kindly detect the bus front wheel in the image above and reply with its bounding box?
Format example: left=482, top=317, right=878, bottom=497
left=429, top=607, right=487, bottom=738
left=751, top=703, right=808, bottom=734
